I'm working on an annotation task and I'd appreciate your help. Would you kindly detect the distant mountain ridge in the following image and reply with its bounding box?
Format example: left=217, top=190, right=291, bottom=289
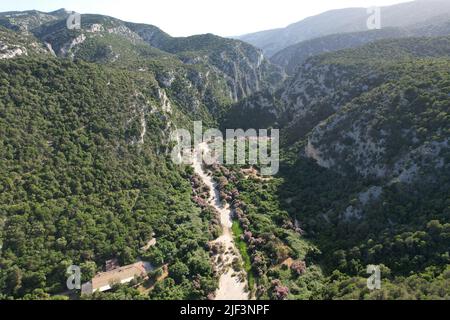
left=235, top=0, right=450, bottom=57
left=271, top=16, right=450, bottom=75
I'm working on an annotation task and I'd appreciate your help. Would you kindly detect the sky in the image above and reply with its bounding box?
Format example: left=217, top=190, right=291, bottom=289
left=0, top=0, right=414, bottom=37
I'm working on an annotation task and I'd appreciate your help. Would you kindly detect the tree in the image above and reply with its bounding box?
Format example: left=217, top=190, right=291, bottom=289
left=170, top=261, right=190, bottom=283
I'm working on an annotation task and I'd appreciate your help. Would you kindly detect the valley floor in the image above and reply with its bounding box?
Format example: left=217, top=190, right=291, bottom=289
left=193, top=143, right=249, bottom=300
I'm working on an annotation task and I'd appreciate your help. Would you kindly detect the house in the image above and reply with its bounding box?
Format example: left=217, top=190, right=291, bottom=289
left=81, top=261, right=153, bottom=295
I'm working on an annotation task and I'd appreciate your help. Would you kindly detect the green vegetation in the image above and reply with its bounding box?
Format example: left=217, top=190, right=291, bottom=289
left=232, top=220, right=255, bottom=291
left=0, top=9, right=449, bottom=301
left=0, top=26, right=49, bottom=58
left=283, top=40, right=450, bottom=299
left=0, top=56, right=216, bottom=300
left=210, top=162, right=324, bottom=300
left=219, top=35, right=450, bottom=300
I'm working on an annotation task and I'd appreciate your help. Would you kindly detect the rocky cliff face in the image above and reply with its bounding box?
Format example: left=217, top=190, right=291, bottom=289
left=306, top=71, right=450, bottom=183
left=0, top=26, right=50, bottom=59
left=223, top=36, right=450, bottom=187
left=299, top=42, right=449, bottom=182
left=0, top=10, right=283, bottom=118
left=128, top=29, right=285, bottom=101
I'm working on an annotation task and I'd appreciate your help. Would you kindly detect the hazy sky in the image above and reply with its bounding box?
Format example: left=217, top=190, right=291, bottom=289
left=0, top=0, right=413, bottom=36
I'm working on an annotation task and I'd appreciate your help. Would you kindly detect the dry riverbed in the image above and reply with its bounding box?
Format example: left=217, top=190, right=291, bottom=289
left=192, top=142, right=249, bottom=300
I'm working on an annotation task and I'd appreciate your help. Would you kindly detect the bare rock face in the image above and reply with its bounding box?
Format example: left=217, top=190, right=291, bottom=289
left=0, top=44, right=27, bottom=59
left=0, top=26, right=50, bottom=59
left=59, top=33, right=86, bottom=57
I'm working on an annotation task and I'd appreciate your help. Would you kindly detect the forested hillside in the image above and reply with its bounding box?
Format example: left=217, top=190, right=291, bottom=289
left=0, top=10, right=282, bottom=300
left=221, top=36, right=450, bottom=299
left=0, top=10, right=283, bottom=106
left=0, top=54, right=223, bottom=299
left=0, top=7, right=449, bottom=301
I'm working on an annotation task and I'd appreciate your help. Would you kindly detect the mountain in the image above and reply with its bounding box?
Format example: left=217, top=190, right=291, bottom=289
left=226, top=33, right=450, bottom=207
left=282, top=39, right=450, bottom=299
left=271, top=16, right=450, bottom=75
left=222, top=35, right=450, bottom=299
left=236, top=0, right=450, bottom=57
left=0, top=9, right=69, bottom=32
left=0, top=10, right=283, bottom=300
left=0, top=9, right=284, bottom=110
left=226, top=35, right=450, bottom=150
left=1, top=6, right=449, bottom=301
left=300, top=41, right=450, bottom=180
left=0, top=26, right=51, bottom=59
left=0, top=43, right=217, bottom=299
